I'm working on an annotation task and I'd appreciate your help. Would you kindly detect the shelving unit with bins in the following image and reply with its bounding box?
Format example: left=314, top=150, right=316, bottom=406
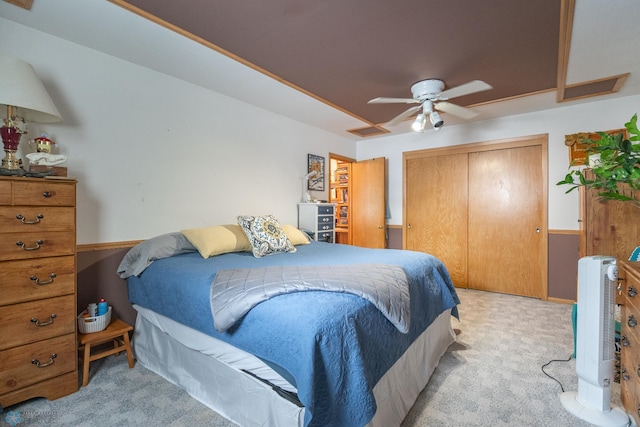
left=330, top=159, right=351, bottom=244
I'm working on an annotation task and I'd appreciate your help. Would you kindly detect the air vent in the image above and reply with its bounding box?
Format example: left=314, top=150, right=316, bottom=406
left=347, top=126, right=390, bottom=138
left=559, top=73, right=628, bottom=102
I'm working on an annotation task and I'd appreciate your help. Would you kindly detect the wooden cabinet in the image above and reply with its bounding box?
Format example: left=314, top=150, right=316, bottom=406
left=582, top=174, right=640, bottom=260
left=329, top=160, right=351, bottom=244
left=0, top=176, right=78, bottom=409
left=297, top=203, right=335, bottom=243
left=618, top=261, right=640, bottom=425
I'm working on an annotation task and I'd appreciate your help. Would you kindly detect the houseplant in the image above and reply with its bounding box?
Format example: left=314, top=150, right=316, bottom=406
left=557, top=114, right=640, bottom=207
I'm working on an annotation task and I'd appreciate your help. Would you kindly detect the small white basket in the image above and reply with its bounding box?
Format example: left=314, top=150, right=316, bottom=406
left=77, top=306, right=112, bottom=334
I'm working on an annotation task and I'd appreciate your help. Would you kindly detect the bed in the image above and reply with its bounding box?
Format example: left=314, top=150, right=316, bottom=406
left=119, top=223, right=459, bottom=427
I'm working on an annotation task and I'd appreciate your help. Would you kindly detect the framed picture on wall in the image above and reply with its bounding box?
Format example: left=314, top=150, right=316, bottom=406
left=564, top=128, right=627, bottom=165
left=307, top=154, right=325, bottom=191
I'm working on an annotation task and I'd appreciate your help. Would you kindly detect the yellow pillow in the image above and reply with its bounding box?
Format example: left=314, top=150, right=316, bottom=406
left=282, top=224, right=311, bottom=246
left=181, top=224, right=252, bottom=258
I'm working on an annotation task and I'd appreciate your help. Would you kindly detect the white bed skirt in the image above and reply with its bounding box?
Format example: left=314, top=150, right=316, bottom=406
left=132, top=305, right=455, bottom=427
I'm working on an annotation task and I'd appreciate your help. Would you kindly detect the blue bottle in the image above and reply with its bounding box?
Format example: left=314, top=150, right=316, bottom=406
left=97, top=298, right=108, bottom=316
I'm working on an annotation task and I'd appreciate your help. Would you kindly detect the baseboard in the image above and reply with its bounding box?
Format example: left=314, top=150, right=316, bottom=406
left=547, top=297, right=575, bottom=305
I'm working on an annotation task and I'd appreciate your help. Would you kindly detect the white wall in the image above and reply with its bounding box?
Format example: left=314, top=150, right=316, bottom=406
left=357, top=95, right=640, bottom=230
left=1, top=18, right=356, bottom=244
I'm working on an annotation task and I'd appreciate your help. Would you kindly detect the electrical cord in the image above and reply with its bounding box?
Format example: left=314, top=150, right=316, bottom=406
left=541, top=354, right=573, bottom=392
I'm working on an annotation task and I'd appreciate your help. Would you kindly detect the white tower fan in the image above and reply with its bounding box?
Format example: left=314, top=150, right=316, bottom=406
left=560, top=256, right=630, bottom=426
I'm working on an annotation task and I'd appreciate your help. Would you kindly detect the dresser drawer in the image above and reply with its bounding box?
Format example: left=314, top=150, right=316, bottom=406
left=317, top=205, right=334, bottom=215
left=621, top=345, right=640, bottom=426
left=12, top=181, right=75, bottom=206
left=317, top=215, right=334, bottom=228
left=621, top=372, right=640, bottom=426
left=0, top=207, right=75, bottom=233
left=317, top=231, right=334, bottom=243
left=0, top=231, right=75, bottom=261
left=0, top=295, right=76, bottom=351
left=0, top=333, right=76, bottom=395
left=624, top=280, right=640, bottom=316
left=0, top=256, right=75, bottom=305
left=623, top=308, right=640, bottom=349
left=621, top=327, right=640, bottom=382
left=0, top=181, right=10, bottom=205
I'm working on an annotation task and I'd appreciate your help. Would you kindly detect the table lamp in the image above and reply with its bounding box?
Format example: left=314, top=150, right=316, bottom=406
left=0, top=56, right=62, bottom=173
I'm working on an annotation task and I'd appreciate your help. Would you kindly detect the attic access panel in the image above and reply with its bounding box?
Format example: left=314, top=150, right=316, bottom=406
left=116, top=0, right=561, bottom=126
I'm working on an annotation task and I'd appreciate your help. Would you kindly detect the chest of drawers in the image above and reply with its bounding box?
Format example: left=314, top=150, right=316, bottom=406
left=0, top=176, right=78, bottom=409
left=618, top=260, right=640, bottom=425
left=298, top=203, right=336, bottom=243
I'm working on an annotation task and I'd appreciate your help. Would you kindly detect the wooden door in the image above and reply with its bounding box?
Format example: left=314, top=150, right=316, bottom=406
left=467, top=145, right=545, bottom=297
left=351, top=158, right=386, bottom=248
left=405, top=154, right=469, bottom=287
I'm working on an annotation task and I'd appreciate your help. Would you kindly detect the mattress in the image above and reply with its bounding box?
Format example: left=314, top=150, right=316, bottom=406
left=132, top=303, right=456, bottom=427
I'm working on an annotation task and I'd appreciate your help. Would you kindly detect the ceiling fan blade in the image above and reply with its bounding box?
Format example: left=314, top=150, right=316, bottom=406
left=386, top=105, right=422, bottom=127
left=368, top=97, right=420, bottom=104
left=438, top=80, right=492, bottom=100
left=435, top=101, right=479, bottom=120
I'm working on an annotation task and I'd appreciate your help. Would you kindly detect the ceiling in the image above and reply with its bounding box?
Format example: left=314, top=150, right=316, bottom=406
left=1, top=0, right=639, bottom=140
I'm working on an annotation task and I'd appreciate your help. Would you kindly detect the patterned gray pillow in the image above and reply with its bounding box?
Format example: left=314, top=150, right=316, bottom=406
left=237, top=214, right=296, bottom=258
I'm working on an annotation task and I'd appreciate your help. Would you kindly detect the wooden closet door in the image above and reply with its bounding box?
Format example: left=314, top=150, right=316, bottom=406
left=352, top=158, right=386, bottom=248
left=468, top=145, right=545, bottom=297
left=405, top=153, right=469, bottom=287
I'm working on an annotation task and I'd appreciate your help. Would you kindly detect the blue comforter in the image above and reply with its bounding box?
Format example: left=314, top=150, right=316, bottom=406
left=128, top=241, right=459, bottom=427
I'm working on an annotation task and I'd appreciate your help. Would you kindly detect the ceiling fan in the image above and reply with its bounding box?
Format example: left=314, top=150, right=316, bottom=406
left=368, top=79, right=493, bottom=131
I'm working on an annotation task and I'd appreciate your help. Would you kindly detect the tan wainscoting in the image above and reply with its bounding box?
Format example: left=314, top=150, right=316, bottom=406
left=76, top=243, right=138, bottom=327
left=78, top=241, right=141, bottom=253
left=76, top=229, right=579, bottom=320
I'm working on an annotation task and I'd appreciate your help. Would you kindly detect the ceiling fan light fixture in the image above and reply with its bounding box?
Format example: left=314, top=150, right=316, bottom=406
left=430, top=111, right=444, bottom=129
left=411, top=113, right=427, bottom=132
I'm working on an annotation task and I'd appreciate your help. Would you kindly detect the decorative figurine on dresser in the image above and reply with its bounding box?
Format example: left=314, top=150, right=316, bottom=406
left=0, top=175, right=78, bottom=410
left=298, top=202, right=336, bottom=243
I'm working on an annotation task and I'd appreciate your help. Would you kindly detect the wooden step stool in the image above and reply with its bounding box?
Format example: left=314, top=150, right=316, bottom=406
left=78, top=318, right=135, bottom=386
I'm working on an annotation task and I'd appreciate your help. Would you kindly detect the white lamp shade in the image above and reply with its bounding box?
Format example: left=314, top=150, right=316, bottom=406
left=0, top=56, right=62, bottom=123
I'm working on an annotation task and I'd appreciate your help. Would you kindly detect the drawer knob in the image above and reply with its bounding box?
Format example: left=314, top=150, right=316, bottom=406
left=622, top=336, right=630, bottom=347
left=30, top=273, right=57, bottom=286
left=16, top=240, right=44, bottom=251
left=16, top=213, right=44, bottom=224
left=30, top=313, right=57, bottom=327
left=32, top=353, right=57, bottom=368
left=622, top=368, right=630, bottom=381
left=629, top=315, right=638, bottom=328
left=629, top=286, right=638, bottom=298
left=42, top=191, right=52, bottom=198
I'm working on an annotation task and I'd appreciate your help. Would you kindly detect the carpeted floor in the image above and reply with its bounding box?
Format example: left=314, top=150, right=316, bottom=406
left=2, top=288, right=625, bottom=426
